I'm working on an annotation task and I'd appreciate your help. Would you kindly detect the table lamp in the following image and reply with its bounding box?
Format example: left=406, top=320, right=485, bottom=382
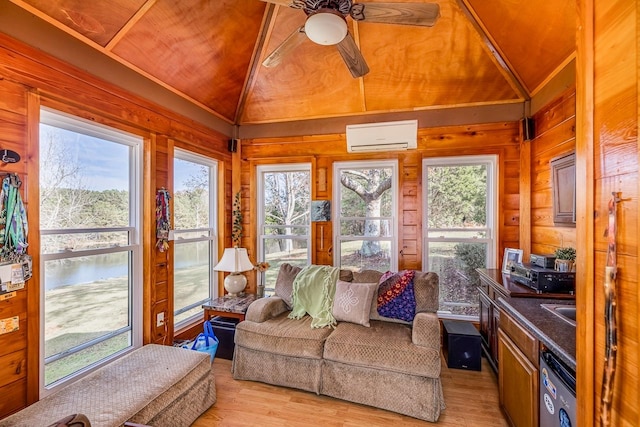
left=213, top=247, right=254, bottom=296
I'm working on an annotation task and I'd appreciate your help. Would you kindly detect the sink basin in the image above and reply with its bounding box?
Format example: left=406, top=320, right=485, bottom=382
left=540, top=304, right=576, bottom=326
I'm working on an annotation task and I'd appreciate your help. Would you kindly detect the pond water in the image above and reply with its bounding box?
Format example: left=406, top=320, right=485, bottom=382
left=44, top=245, right=211, bottom=290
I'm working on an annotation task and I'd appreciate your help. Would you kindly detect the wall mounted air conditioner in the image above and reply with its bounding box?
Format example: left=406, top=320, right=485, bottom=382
left=346, top=119, right=418, bottom=153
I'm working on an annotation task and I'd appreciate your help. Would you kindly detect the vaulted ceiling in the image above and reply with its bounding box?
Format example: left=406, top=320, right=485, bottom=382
left=8, top=0, right=575, bottom=126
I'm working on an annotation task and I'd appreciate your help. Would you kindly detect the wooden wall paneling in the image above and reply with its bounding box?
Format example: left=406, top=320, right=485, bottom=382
left=588, top=0, right=638, bottom=424
left=529, top=88, right=577, bottom=257
left=25, top=89, right=40, bottom=405
left=0, top=349, right=27, bottom=389
left=534, top=88, right=576, bottom=134
left=0, top=378, right=26, bottom=417
left=518, top=135, right=532, bottom=261
left=0, top=291, right=27, bottom=356
left=142, top=133, right=155, bottom=345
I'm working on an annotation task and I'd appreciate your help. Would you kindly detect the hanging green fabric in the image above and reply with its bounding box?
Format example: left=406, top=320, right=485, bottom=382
left=0, top=173, right=29, bottom=260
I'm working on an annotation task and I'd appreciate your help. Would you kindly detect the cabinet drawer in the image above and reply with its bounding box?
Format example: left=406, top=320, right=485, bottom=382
left=499, top=311, right=539, bottom=366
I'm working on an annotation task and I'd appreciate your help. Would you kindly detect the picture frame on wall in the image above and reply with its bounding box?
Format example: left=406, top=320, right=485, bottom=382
left=502, top=248, right=523, bottom=274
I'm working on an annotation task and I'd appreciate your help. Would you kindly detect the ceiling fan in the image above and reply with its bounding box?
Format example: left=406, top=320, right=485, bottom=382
left=260, top=0, right=440, bottom=78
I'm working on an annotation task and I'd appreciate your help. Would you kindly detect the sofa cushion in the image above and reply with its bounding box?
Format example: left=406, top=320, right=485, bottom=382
left=235, top=312, right=333, bottom=359
left=274, top=263, right=302, bottom=309
left=323, top=320, right=441, bottom=378
left=414, top=271, right=439, bottom=313
left=332, top=280, right=377, bottom=327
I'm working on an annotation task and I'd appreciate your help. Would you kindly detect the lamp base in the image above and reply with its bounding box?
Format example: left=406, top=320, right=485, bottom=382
left=224, top=273, right=247, bottom=297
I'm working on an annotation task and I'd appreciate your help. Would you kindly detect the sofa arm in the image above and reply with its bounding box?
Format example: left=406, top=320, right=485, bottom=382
left=245, top=296, right=288, bottom=323
left=412, top=312, right=441, bottom=350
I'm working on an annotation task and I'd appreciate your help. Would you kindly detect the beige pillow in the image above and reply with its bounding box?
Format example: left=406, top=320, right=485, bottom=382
left=274, top=263, right=301, bottom=309
left=332, top=280, right=377, bottom=327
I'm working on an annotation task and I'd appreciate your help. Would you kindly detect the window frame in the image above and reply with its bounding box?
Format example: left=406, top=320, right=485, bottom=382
left=332, top=160, right=399, bottom=272
left=172, top=148, right=218, bottom=329
left=39, top=107, right=143, bottom=396
left=256, top=163, right=312, bottom=293
left=422, top=154, right=498, bottom=320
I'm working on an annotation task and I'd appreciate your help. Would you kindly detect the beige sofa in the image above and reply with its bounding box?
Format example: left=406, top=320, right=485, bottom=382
left=232, top=264, right=445, bottom=422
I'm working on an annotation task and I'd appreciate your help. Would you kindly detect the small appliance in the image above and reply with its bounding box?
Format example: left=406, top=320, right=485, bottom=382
left=510, top=263, right=575, bottom=294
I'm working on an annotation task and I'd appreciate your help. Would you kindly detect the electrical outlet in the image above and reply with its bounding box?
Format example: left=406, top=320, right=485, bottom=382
left=156, top=312, right=165, bottom=327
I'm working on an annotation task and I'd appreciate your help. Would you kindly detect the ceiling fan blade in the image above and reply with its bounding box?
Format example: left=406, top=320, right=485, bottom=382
left=262, top=26, right=307, bottom=68
left=350, top=2, right=440, bottom=27
left=259, top=0, right=304, bottom=8
left=336, top=33, right=370, bottom=78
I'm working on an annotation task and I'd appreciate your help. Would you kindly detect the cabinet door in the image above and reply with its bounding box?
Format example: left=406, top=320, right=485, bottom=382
left=490, top=304, right=500, bottom=366
left=498, top=329, right=538, bottom=427
left=478, top=290, right=491, bottom=346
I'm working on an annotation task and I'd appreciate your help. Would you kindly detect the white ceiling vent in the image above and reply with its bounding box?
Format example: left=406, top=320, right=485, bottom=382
left=346, top=119, right=418, bottom=153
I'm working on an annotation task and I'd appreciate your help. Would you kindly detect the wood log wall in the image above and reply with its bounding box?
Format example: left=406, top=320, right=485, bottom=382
left=530, top=88, right=577, bottom=256
left=0, top=34, right=230, bottom=416
left=588, top=0, right=638, bottom=424
left=239, top=122, right=521, bottom=283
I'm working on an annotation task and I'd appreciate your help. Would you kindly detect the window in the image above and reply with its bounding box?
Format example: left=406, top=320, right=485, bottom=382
left=423, top=155, right=497, bottom=319
left=334, top=161, right=398, bottom=272
left=257, top=164, right=311, bottom=294
left=39, top=108, right=142, bottom=392
left=173, top=150, right=217, bottom=327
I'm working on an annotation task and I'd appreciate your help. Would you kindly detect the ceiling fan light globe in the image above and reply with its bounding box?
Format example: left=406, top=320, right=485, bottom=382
left=305, top=12, right=348, bottom=46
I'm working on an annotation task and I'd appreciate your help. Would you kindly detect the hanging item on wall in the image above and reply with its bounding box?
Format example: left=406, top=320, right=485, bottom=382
left=156, top=188, right=171, bottom=252
left=600, top=192, right=620, bottom=427
left=0, top=173, right=32, bottom=294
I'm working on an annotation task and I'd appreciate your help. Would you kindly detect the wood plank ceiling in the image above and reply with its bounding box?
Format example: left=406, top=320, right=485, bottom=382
left=9, top=0, right=575, bottom=125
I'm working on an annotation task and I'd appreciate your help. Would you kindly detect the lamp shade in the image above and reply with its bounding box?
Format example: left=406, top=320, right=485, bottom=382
left=305, top=12, right=348, bottom=46
left=213, top=248, right=254, bottom=273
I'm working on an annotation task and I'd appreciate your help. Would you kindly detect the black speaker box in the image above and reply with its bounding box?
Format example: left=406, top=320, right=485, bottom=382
left=521, top=117, right=535, bottom=141
left=227, top=138, right=238, bottom=153
left=442, top=320, right=482, bottom=371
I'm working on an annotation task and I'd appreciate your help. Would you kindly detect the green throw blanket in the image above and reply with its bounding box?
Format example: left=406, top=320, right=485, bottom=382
left=288, top=265, right=339, bottom=328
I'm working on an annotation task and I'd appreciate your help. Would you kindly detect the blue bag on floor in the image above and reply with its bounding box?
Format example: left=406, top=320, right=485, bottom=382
left=190, top=321, right=218, bottom=362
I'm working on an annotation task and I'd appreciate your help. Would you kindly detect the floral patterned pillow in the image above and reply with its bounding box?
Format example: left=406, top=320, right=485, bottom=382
left=377, top=270, right=416, bottom=322
left=332, top=280, right=378, bottom=327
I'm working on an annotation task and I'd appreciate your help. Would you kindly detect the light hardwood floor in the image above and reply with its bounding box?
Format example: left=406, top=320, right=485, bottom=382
left=193, top=355, right=509, bottom=426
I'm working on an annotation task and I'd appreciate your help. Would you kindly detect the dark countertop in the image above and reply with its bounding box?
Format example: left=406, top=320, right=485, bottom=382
left=497, top=296, right=576, bottom=371
left=477, top=269, right=576, bottom=372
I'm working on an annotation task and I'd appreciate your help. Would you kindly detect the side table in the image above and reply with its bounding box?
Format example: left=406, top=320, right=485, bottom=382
left=202, top=293, right=256, bottom=322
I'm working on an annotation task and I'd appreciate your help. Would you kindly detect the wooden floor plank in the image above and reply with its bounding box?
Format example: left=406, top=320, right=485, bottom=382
left=193, top=354, right=508, bottom=426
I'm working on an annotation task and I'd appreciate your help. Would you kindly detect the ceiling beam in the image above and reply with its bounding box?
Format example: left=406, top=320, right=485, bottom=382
left=457, top=0, right=529, bottom=99
left=238, top=102, right=524, bottom=139
left=234, top=4, right=277, bottom=124
left=105, top=0, right=157, bottom=51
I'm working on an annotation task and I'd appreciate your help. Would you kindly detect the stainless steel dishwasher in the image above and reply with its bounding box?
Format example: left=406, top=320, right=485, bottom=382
left=540, top=349, right=576, bottom=427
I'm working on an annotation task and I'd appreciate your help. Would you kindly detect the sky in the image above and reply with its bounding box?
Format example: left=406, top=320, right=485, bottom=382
left=40, top=124, right=131, bottom=191
left=40, top=123, right=208, bottom=193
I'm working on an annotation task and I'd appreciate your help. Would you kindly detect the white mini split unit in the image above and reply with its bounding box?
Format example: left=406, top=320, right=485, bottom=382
left=346, top=119, right=418, bottom=153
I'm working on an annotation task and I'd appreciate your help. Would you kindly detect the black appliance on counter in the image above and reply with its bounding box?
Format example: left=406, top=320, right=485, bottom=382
left=510, top=263, right=575, bottom=294
left=540, top=350, right=576, bottom=427
left=210, top=316, right=239, bottom=360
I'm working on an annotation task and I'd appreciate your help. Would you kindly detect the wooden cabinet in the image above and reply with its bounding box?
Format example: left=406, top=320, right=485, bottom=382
left=478, top=273, right=503, bottom=371
left=498, top=328, right=539, bottom=427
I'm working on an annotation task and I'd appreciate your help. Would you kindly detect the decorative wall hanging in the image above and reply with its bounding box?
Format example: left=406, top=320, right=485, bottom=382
left=600, top=192, right=620, bottom=427
left=0, top=173, right=32, bottom=294
left=156, top=188, right=171, bottom=252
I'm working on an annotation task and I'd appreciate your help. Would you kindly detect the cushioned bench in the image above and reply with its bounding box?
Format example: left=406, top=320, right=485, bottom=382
left=0, top=344, right=216, bottom=427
